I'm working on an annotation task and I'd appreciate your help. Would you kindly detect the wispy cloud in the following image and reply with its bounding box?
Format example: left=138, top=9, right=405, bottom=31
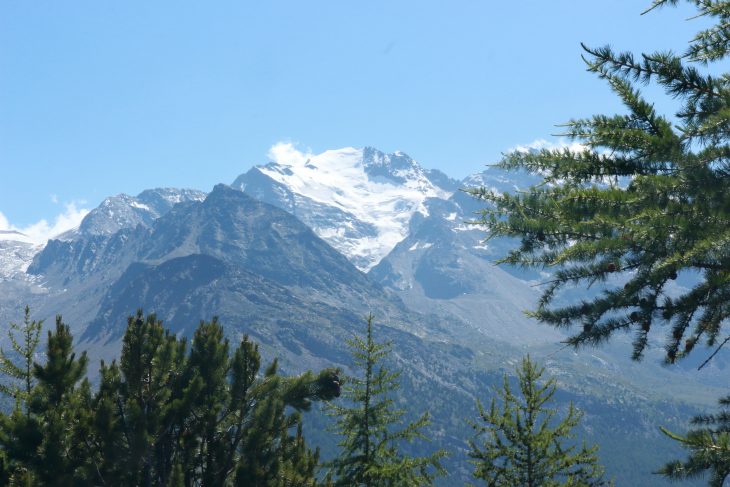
left=0, top=212, right=10, bottom=231
left=0, top=202, right=89, bottom=244
left=267, top=141, right=313, bottom=166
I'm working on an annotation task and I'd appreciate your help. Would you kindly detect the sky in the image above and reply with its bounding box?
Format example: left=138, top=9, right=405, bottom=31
left=0, top=0, right=707, bottom=239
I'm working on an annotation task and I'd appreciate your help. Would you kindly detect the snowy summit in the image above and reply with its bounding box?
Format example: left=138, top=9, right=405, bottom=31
left=233, top=144, right=453, bottom=271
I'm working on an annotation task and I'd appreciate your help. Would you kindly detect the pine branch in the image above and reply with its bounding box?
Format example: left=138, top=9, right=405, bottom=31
left=698, top=335, right=730, bottom=370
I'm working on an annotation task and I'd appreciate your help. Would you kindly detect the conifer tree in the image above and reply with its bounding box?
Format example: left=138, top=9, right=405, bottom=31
left=0, top=306, right=43, bottom=485
left=0, top=306, right=43, bottom=407
left=326, top=314, right=446, bottom=487
left=34, top=316, right=90, bottom=485
left=468, top=0, right=730, bottom=364
left=0, top=316, right=90, bottom=485
left=466, top=1, right=730, bottom=482
left=0, top=308, right=342, bottom=486
left=468, top=356, right=607, bottom=486
left=84, top=311, right=189, bottom=485
left=87, top=310, right=339, bottom=486
left=658, top=394, right=730, bottom=486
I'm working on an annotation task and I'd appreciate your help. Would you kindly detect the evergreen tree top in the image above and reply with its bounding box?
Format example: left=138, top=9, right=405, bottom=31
left=469, top=356, right=608, bottom=487
left=469, top=0, right=730, bottom=364
left=326, top=314, right=447, bottom=487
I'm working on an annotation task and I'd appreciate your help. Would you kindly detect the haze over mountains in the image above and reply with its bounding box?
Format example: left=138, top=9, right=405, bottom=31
left=0, top=146, right=719, bottom=485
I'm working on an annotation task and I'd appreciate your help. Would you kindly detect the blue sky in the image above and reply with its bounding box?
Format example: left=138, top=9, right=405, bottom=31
left=0, top=0, right=704, bottom=236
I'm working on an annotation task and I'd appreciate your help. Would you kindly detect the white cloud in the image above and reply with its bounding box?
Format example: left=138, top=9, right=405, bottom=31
left=50, top=194, right=59, bottom=204
left=1, top=203, right=89, bottom=245
left=0, top=212, right=10, bottom=231
left=267, top=142, right=313, bottom=167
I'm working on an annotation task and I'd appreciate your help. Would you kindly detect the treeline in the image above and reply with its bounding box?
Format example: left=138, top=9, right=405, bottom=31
left=0, top=309, right=339, bottom=486
left=0, top=308, right=613, bottom=486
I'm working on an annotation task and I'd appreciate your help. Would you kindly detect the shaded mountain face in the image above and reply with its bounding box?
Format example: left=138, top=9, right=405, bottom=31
left=232, top=147, right=453, bottom=272
left=27, top=185, right=430, bottom=356
left=0, top=188, right=206, bottom=287
left=142, top=185, right=366, bottom=291
left=369, top=187, right=563, bottom=346
left=59, top=187, right=207, bottom=240
left=17, top=187, right=209, bottom=320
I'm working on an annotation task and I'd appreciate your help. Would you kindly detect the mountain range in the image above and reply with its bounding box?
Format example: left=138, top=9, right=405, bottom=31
left=0, top=147, right=719, bottom=485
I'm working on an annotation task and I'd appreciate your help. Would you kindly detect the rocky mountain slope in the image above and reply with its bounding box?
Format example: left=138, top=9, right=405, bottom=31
left=58, top=187, right=207, bottom=240
left=25, top=184, right=450, bottom=368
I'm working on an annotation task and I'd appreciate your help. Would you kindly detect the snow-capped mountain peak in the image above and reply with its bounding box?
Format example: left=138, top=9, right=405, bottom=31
left=0, top=188, right=207, bottom=282
left=0, top=230, right=34, bottom=245
left=59, top=187, right=207, bottom=240
left=233, top=145, right=453, bottom=271
left=0, top=231, right=42, bottom=281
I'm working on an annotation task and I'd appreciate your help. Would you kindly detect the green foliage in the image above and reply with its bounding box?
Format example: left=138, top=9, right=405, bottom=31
left=467, top=2, right=730, bottom=483
left=326, top=313, right=446, bottom=487
left=468, top=0, right=730, bottom=364
left=0, top=309, right=341, bottom=486
left=659, top=394, right=730, bottom=486
left=468, top=356, right=607, bottom=486
left=0, top=315, right=89, bottom=485
left=0, top=306, right=43, bottom=407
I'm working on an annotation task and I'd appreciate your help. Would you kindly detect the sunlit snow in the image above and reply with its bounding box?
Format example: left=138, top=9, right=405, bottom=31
left=260, top=144, right=452, bottom=271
